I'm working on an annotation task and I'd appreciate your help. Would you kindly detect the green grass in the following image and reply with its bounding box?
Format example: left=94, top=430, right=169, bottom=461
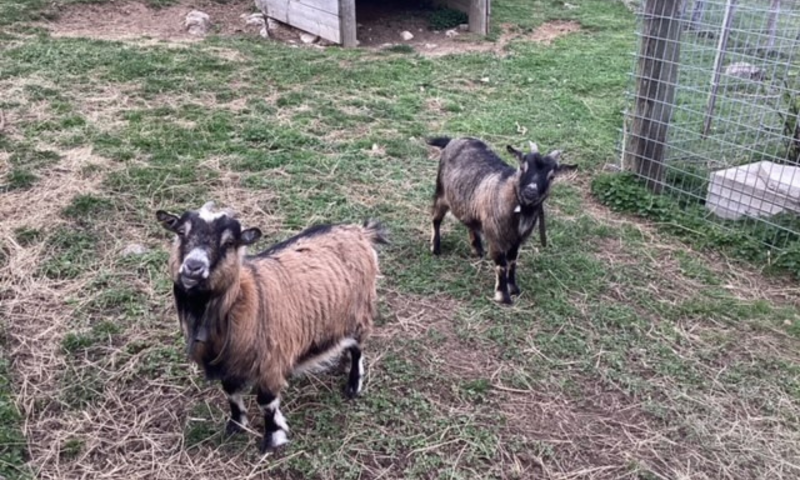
left=1, top=0, right=799, bottom=479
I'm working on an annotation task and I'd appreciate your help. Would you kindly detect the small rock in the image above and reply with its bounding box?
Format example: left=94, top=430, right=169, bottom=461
left=725, top=61, right=764, bottom=81
left=299, top=33, right=319, bottom=44
left=244, top=13, right=264, bottom=27
left=458, top=23, right=469, bottom=31
left=784, top=319, right=792, bottom=326
left=400, top=30, right=414, bottom=41
left=259, top=27, right=269, bottom=38
left=480, top=77, right=490, bottom=83
left=445, top=29, right=459, bottom=38
left=122, top=243, right=148, bottom=257
left=185, top=10, right=211, bottom=36
left=425, top=43, right=437, bottom=49
left=564, top=2, right=579, bottom=9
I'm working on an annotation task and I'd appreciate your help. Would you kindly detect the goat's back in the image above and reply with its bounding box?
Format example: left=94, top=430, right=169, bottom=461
left=247, top=223, right=382, bottom=379
left=437, top=137, right=516, bottom=221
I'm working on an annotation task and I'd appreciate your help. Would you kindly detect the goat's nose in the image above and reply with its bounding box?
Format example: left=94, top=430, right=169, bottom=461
left=184, top=258, right=205, bottom=275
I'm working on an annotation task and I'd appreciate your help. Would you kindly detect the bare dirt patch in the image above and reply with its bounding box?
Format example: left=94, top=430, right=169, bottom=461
left=35, top=0, right=581, bottom=57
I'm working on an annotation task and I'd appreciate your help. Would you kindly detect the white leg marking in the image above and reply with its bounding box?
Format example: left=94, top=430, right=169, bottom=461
left=356, top=355, right=365, bottom=393
left=494, top=290, right=506, bottom=302
left=273, top=407, right=290, bottom=432
left=270, top=430, right=289, bottom=447
left=229, top=393, right=248, bottom=427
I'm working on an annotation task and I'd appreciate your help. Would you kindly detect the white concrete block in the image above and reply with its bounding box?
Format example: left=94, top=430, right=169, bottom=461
left=706, top=161, right=800, bottom=220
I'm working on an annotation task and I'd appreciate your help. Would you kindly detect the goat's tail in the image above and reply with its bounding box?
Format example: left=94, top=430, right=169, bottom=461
left=426, top=136, right=452, bottom=150
left=362, top=218, right=390, bottom=246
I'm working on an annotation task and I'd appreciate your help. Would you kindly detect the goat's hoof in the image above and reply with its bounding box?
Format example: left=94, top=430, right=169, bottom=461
left=509, top=284, right=521, bottom=296
left=259, top=430, right=289, bottom=453
left=493, top=291, right=513, bottom=305
left=344, top=383, right=362, bottom=400
left=431, top=247, right=441, bottom=256
left=225, top=419, right=244, bottom=436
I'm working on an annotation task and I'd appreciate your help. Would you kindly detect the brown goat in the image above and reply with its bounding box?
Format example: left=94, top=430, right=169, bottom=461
left=156, top=202, right=388, bottom=453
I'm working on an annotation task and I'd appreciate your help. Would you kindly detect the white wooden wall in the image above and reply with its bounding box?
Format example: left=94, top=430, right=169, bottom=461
left=255, top=0, right=487, bottom=47
left=256, top=0, right=351, bottom=45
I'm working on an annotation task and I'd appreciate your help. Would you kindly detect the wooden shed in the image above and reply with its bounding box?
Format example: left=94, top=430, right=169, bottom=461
left=254, top=0, right=490, bottom=47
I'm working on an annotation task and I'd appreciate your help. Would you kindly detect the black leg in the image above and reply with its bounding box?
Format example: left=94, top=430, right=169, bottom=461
left=345, top=345, right=364, bottom=399
left=222, top=378, right=248, bottom=435
left=468, top=228, right=484, bottom=258
left=507, top=243, right=521, bottom=296
left=431, top=203, right=448, bottom=256
left=256, top=387, right=289, bottom=453
left=491, top=250, right=512, bottom=305
left=538, top=205, right=547, bottom=248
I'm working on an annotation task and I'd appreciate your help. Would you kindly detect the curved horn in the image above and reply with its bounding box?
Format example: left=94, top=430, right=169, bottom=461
left=528, top=141, right=539, bottom=154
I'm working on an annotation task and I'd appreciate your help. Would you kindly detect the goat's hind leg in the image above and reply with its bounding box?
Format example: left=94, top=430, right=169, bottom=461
left=431, top=201, right=449, bottom=255
left=257, top=387, right=290, bottom=452
left=344, top=344, right=365, bottom=399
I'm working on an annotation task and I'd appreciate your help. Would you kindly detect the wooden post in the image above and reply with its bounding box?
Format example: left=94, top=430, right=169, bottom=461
left=339, top=0, right=357, bottom=48
left=702, top=0, right=737, bottom=138
left=765, top=0, right=780, bottom=53
left=469, top=0, right=488, bottom=36
left=623, top=0, right=683, bottom=194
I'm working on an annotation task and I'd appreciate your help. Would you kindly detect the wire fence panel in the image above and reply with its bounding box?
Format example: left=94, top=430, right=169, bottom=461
left=618, top=0, right=800, bottom=251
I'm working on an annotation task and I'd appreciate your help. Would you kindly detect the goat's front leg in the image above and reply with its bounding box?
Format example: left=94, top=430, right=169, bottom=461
left=506, top=243, right=521, bottom=297
left=491, top=249, right=512, bottom=305
left=222, top=378, right=248, bottom=435
left=257, top=387, right=290, bottom=452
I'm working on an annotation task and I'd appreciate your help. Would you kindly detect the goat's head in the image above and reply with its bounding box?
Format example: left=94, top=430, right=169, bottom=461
left=155, top=201, right=262, bottom=292
left=506, top=141, right=577, bottom=212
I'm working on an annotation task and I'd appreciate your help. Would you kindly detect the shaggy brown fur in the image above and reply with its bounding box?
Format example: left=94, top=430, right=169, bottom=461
left=157, top=203, right=388, bottom=453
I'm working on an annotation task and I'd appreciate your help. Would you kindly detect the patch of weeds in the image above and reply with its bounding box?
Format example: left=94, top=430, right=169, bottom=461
left=14, top=227, right=42, bottom=246
left=0, top=355, right=30, bottom=480
left=39, top=227, right=98, bottom=279
left=9, top=147, right=60, bottom=169
left=384, top=44, right=416, bottom=54
left=184, top=403, right=223, bottom=449
left=591, top=172, right=800, bottom=279
left=59, top=438, right=84, bottom=460
left=138, top=343, right=189, bottom=379
left=61, top=332, right=95, bottom=354
left=459, top=378, right=491, bottom=404
left=62, top=194, right=114, bottom=221
left=2, top=169, right=37, bottom=191
left=61, top=364, right=105, bottom=409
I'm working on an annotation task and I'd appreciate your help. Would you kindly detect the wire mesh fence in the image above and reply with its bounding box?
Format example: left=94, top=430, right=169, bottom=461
left=618, top=0, right=800, bottom=251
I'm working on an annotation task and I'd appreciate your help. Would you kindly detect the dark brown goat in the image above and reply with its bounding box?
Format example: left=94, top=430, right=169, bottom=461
left=156, top=202, right=388, bottom=452
left=427, top=136, right=576, bottom=304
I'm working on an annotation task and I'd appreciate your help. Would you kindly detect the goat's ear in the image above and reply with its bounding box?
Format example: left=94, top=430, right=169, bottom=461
left=156, top=210, right=180, bottom=232
left=506, top=145, right=524, bottom=163
left=239, top=227, right=262, bottom=246
left=547, top=149, right=562, bottom=162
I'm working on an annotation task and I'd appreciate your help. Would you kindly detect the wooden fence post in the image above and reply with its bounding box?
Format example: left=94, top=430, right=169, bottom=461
left=623, top=0, right=683, bottom=194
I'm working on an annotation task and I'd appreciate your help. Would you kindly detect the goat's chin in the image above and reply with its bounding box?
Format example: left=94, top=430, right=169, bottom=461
left=179, top=276, right=201, bottom=291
